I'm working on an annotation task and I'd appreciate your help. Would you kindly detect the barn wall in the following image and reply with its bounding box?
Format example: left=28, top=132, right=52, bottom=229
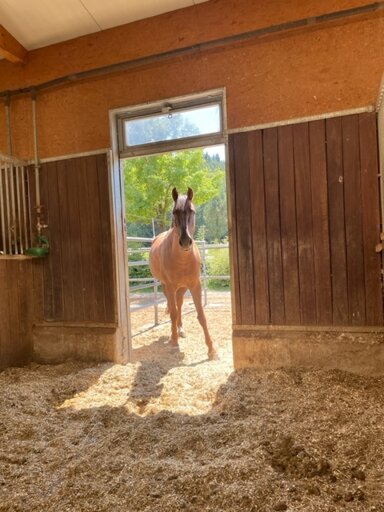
left=0, top=259, right=33, bottom=368
left=0, top=0, right=383, bottom=159
left=30, top=153, right=122, bottom=364
left=229, top=112, right=384, bottom=373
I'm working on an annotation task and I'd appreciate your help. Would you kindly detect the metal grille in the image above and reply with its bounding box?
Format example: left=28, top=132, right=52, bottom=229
left=0, top=154, right=32, bottom=255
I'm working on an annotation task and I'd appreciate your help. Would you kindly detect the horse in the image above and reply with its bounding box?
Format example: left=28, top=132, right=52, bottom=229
left=149, top=187, right=218, bottom=360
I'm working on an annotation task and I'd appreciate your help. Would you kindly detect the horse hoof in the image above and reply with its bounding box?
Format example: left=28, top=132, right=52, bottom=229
left=168, top=339, right=180, bottom=350
left=208, top=349, right=219, bottom=361
left=178, top=327, right=187, bottom=338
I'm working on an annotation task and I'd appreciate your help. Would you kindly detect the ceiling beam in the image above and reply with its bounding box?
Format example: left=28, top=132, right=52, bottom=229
left=0, top=25, right=27, bottom=63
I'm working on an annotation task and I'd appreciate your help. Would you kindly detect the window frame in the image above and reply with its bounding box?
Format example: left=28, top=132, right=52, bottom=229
left=116, top=91, right=224, bottom=158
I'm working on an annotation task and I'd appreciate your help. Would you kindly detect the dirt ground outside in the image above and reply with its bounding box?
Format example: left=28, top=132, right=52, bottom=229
left=1, top=294, right=384, bottom=511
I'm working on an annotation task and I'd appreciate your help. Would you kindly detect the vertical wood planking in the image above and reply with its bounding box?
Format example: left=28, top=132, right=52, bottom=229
left=342, top=115, right=366, bottom=325
left=326, top=117, right=349, bottom=324
left=359, top=112, right=383, bottom=324
left=229, top=112, right=382, bottom=329
left=77, top=156, right=99, bottom=321
left=233, top=132, right=256, bottom=324
left=43, top=161, right=64, bottom=320
left=56, top=159, right=76, bottom=320
left=67, top=158, right=85, bottom=321
left=249, top=130, right=270, bottom=324
left=293, top=123, right=316, bottom=324
left=228, top=135, right=242, bottom=325
left=309, top=120, right=332, bottom=324
left=0, top=260, right=32, bottom=368
left=278, top=125, right=300, bottom=324
left=263, top=127, right=285, bottom=324
left=97, top=154, right=116, bottom=322
left=37, top=154, right=116, bottom=324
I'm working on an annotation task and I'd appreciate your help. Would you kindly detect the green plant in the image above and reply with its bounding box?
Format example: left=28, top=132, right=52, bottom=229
left=206, top=245, right=230, bottom=289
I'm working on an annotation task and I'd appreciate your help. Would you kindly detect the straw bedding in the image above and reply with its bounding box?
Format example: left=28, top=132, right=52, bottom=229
left=1, top=301, right=384, bottom=511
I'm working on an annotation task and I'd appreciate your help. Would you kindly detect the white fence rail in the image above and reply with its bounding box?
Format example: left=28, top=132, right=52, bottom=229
left=127, top=236, right=229, bottom=326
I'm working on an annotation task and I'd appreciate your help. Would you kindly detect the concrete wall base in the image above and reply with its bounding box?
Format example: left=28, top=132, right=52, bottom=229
left=233, top=329, right=384, bottom=376
left=33, top=324, right=128, bottom=365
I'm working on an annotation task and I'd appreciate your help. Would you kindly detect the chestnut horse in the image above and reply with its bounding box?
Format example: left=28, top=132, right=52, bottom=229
left=149, top=187, right=217, bottom=360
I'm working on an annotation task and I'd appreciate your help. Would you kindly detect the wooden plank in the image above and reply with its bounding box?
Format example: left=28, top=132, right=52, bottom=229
left=40, top=162, right=54, bottom=320
left=76, top=157, right=97, bottom=321
left=15, top=261, right=33, bottom=364
left=359, top=112, right=384, bottom=325
left=84, top=155, right=105, bottom=321
left=233, top=132, right=256, bottom=325
left=66, top=158, right=85, bottom=321
left=227, top=135, right=242, bottom=325
left=249, top=130, right=270, bottom=324
left=309, top=120, right=332, bottom=324
left=45, top=161, right=64, bottom=320
left=0, top=24, right=27, bottom=63
left=342, top=115, right=366, bottom=325
left=0, top=261, right=11, bottom=367
left=326, top=117, right=349, bottom=324
left=263, top=127, right=285, bottom=324
left=56, top=159, right=76, bottom=321
left=277, top=125, right=300, bottom=324
left=293, top=123, right=316, bottom=324
left=96, top=154, right=116, bottom=323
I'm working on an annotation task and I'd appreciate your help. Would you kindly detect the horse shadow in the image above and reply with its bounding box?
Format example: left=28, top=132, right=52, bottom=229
left=128, top=335, right=208, bottom=410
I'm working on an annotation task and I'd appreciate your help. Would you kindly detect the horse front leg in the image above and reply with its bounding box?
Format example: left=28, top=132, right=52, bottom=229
left=163, top=283, right=179, bottom=347
left=176, top=287, right=187, bottom=338
left=189, top=282, right=218, bottom=360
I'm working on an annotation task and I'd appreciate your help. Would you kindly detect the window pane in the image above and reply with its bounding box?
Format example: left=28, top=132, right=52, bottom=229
left=124, top=104, right=221, bottom=147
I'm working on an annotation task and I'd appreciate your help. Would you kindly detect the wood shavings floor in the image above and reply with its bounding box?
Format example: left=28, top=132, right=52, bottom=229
left=1, top=300, right=384, bottom=511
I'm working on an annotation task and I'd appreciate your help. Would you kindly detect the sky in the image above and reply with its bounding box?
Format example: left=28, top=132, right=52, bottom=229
left=204, top=144, right=226, bottom=161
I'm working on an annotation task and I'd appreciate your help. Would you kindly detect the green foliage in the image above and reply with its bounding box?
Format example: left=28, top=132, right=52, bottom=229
left=124, top=149, right=224, bottom=232
left=206, top=244, right=230, bottom=289
left=128, top=243, right=152, bottom=280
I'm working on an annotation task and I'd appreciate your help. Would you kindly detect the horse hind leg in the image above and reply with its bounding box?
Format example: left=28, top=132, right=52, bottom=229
left=176, top=287, right=187, bottom=338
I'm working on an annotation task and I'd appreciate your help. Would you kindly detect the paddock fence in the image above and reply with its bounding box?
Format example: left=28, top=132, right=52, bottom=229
left=127, top=236, right=230, bottom=332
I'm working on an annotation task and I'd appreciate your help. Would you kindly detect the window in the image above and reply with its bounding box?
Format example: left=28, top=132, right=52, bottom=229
left=117, top=91, right=224, bottom=158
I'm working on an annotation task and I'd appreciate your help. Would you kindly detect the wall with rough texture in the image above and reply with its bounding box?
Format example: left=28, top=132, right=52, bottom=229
left=0, top=0, right=383, bottom=159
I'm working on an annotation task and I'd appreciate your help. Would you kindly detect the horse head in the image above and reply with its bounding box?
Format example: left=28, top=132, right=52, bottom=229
left=172, top=187, right=196, bottom=250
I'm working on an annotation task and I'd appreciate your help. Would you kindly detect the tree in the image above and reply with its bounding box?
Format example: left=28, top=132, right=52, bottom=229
left=124, top=149, right=224, bottom=232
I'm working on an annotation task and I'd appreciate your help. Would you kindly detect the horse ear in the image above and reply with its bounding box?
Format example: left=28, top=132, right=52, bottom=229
left=187, top=187, right=193, bottom=201
left=172, top=188, right=178, bottom=202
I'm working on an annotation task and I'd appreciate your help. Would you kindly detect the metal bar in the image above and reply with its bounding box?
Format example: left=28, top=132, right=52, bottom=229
left=0, top=163, right=6, bottom=253
left=21, top=165, right=29, bottom=249
left=15, top=164, right=22, bottom=252
left=4, top=162, right=11, bottom=253
left=129, top=283, right=158, bottom=292
left=128, top=260, right=150, bottom=267
left=126, top=236, right=153, bottom=243
left=1, top=2, right=383, bottom=99
left=9, top=162, right=18, bottom=253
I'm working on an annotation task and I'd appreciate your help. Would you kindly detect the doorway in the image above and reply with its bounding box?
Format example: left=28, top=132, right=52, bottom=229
left=110, top=89, right=231, bottom=361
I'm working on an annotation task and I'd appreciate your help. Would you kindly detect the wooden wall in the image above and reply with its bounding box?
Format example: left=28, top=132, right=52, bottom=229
left=0, top=1, right=383, bottom=159
left=0, top=259, right=33, bottom=368
left=229, top=112, right=383, bottom=328
left=32, top=153, right=116, bottom=325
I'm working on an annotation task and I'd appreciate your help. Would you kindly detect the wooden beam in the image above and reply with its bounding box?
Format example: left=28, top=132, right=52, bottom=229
left=0, top=25, right=27, bottom=63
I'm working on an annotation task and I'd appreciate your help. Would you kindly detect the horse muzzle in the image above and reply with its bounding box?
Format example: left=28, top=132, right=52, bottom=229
left=179, top=236, right=193, bottom=250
